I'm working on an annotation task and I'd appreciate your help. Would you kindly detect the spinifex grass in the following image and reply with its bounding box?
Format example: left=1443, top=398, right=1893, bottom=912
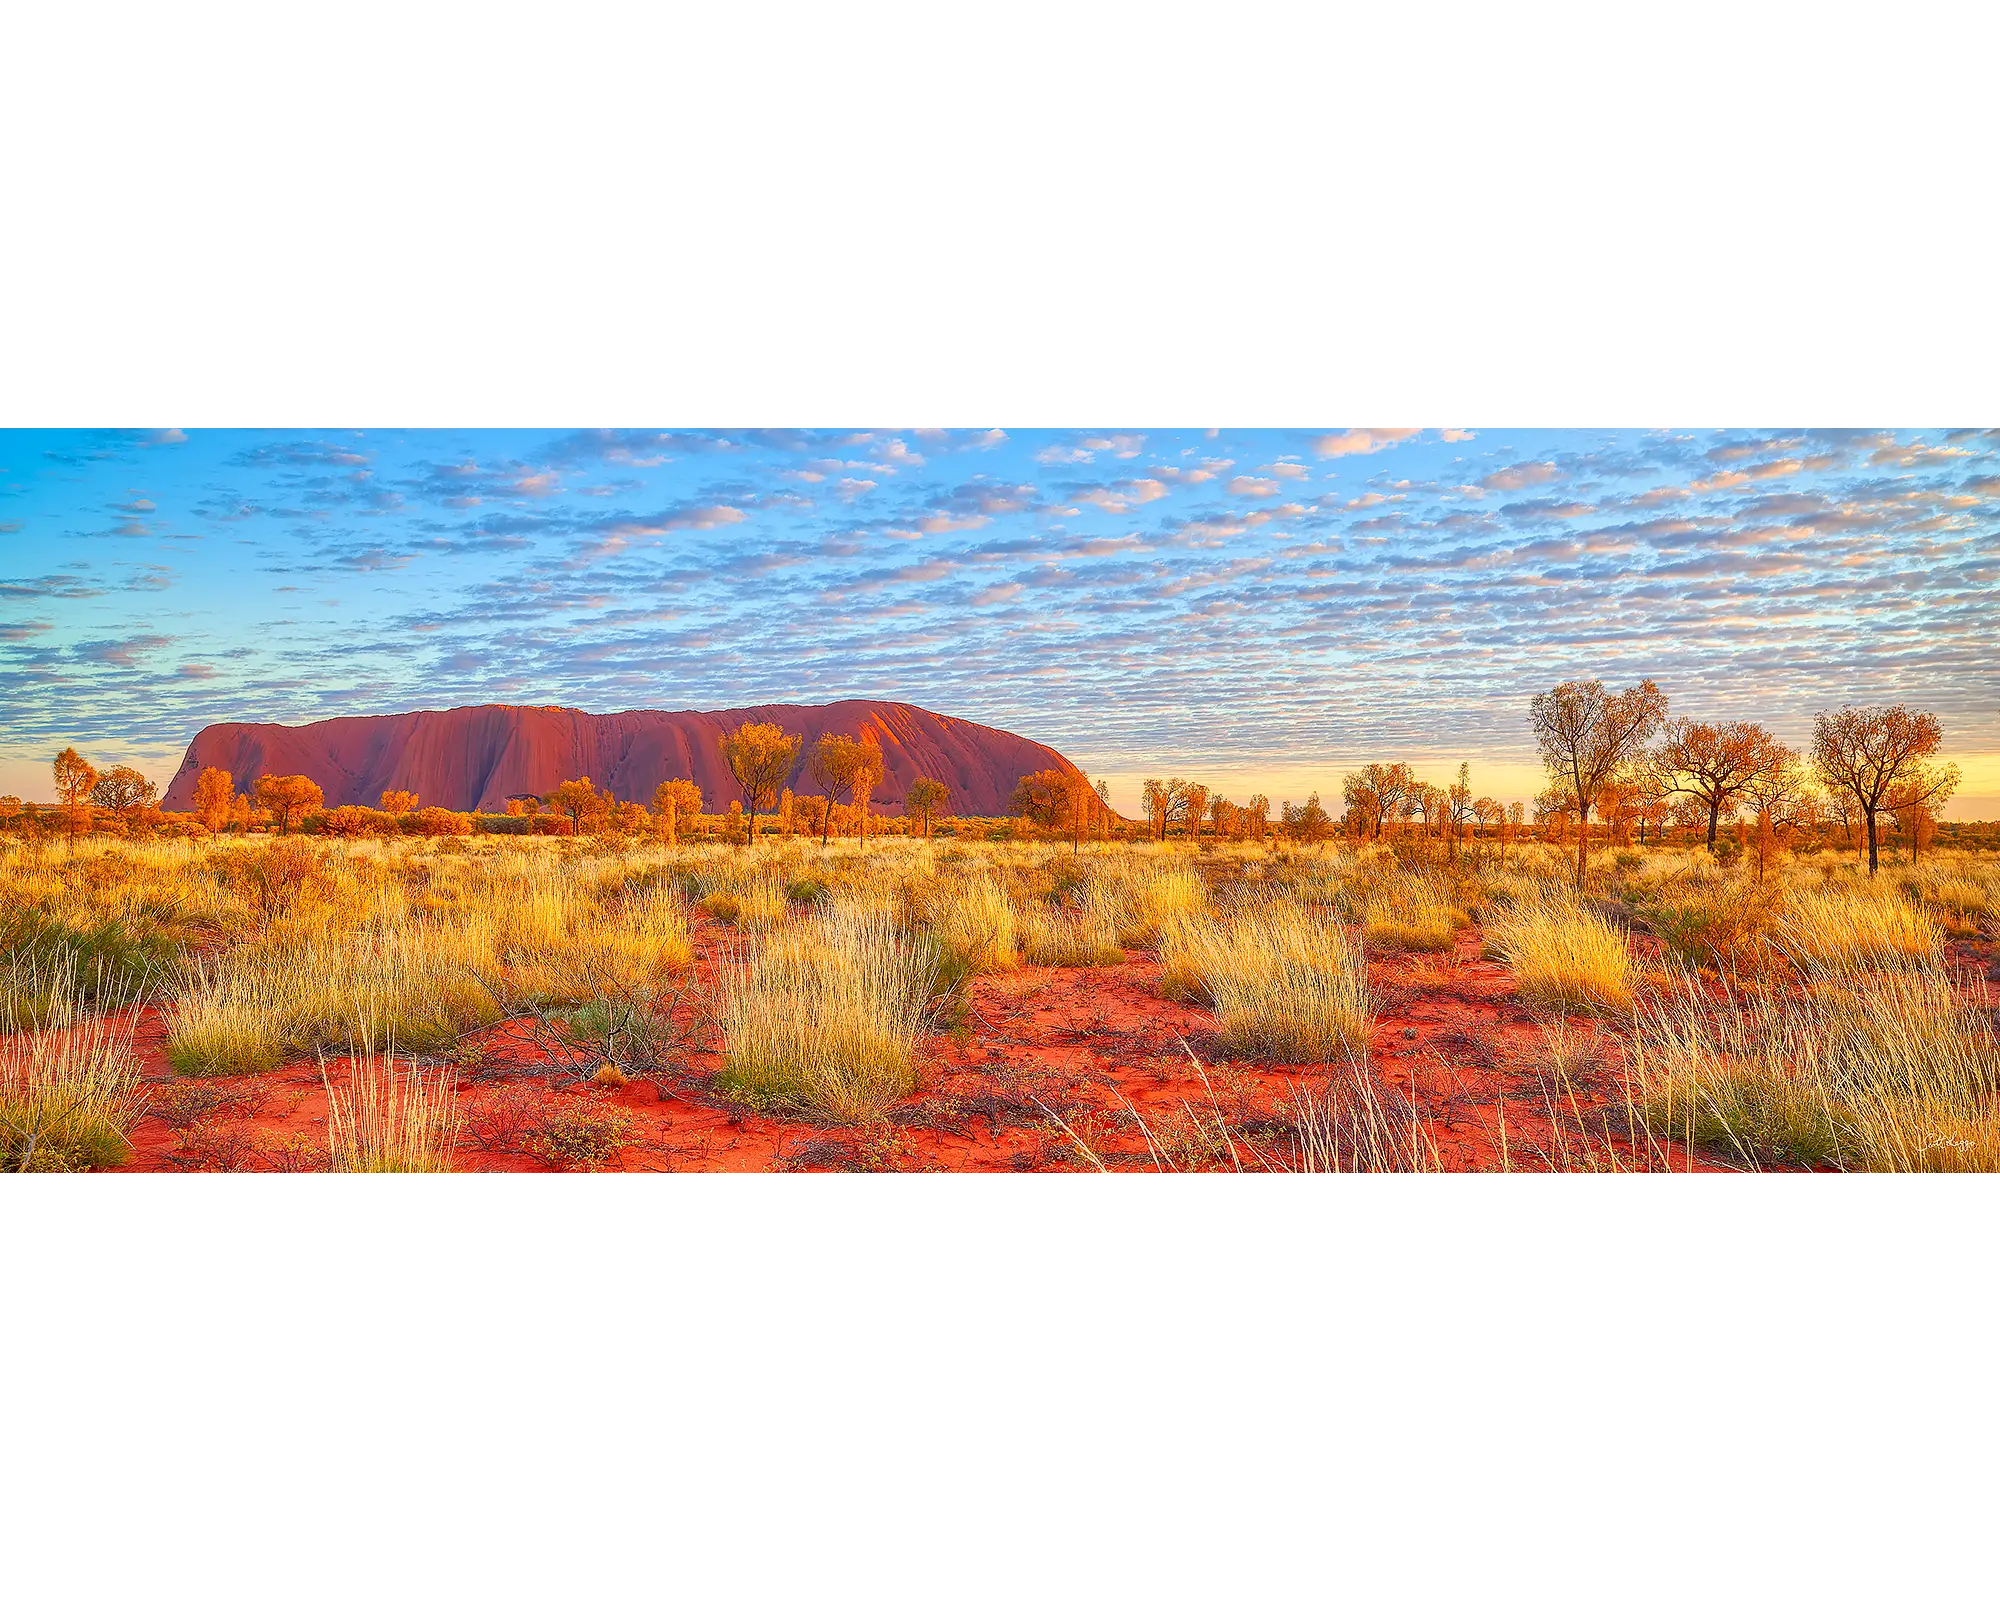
left=1629, top=967, right=2000, bottom=1171
left=0, top=956, right=146, bottom=1172
left=323, top=1048, right=465, bottom=1172
left=1483, top=890, right=1635, bottom=1014
left=716, top=902, right=937, bottom=1121
left=1016, top=890, right=1125, bottom=968
left=1360, top=870, right=1461, bottom=953
left=1776, top=886, right=1941, bottom=977
left=1158, top=898, right=1371, bottom=1063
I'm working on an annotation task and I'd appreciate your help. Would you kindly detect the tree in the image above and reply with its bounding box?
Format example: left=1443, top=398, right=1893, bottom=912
left=1341, top=762, right=1416, bottom=840
left=253, top=773, right=325, bottom=835
left=1281, top=793, right=1333, bottom=844
left=807, top=734, right=881, bottom=848
left=652, top=778, right=703, bottom=846
left=1444, top=763, right=1476, bottom=861
left=792, top=792, right=829, bottom=841
left=1181, top=782, right=1209, bottom=842
left=52, top=747, right=98, bottom=833
left=1656, top=719, right=1785, bottom=848
left=1810, top=704, right=1959, bottom=876
left=1472, top=795, right=1504, bottom=848
left=547, top=776, right=607, bottom=833
left=91, top=765, right=158, bottom=818
left=905, top=777, right=951, bottom=841
left=1244, top=794, right=1270, bottom=843
left=192, top=767, right=235, bottom=832
left=850, top=735, right=885, bottom=849
left=1094, top=778, right=1113, bottom=841
left=1139, top=777, right=1193, bottom=842
left=379, top=789, right=419, bottom=815
left=720, top=721, right=803, bottom=841
left=1008, top=769, right=1071, bottom=834
left=1529, top=678, right=1669, bottom=890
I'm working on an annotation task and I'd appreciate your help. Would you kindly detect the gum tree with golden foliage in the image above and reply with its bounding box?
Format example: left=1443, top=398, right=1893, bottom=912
left=253, top=773, right=325, bottom=835
left=90, top=765, right=158, bottom=820
left=1656, top=718, right=1785, bottom=847
left=52, top=747, right=98, bottom=833
left=1529, top=678, right=1669, bottom=890
left=807, top=733, right=881, bottom=848
left=379, top=789, right=419, bottom=815
left=720, top=721, right=803, bottom=841
left=652, top=778, right=703, bottom=846
left=192, top=767, right=235, bottom=832
left=1341, top=762, right=1415, bottom=841
left=1811, top=703, right=1958, bottom=876
left=904, top=777, right=950, bottom=841
left=546, top=777, right=607, bottom=832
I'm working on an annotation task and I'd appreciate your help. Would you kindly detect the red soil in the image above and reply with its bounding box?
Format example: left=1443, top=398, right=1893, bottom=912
left=112, top=921, right=1727, bottom=1175
left=159, top=699, right=1080, bottom=816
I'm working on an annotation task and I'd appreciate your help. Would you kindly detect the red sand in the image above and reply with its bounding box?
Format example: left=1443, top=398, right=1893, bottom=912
left=160, top=699, right=1080, bottom=815
left=112, top=922, right=1737, bottom=1174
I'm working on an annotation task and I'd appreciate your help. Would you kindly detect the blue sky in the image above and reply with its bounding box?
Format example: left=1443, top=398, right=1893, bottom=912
left=2, top=427, right=1996, bottom=814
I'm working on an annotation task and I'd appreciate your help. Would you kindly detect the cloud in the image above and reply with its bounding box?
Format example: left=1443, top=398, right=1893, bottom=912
left=1081, top=434, right=1146, bottom=458
left=570, top=503, right=749, bottom=564
left=1314, top=428, right=1420, bottom=457
left=1440, top=429, right=1477, bottom=443
left=1479, top=462, right=1561, bottom=492
left=74, top=633, right=173, bottom=667
left=1227, top=477, right=1282, bottom=498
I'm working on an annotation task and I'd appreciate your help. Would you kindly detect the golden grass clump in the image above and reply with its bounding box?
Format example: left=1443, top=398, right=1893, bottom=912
left=1631, top=968, right=2000, bottom=1171
left=1905, top=869, right=1992, bottom=937
left=1017, top=889, right=1125, bottom=968
left=1776, top=886, right=1942, bottom=977
left=1360, top=870, right=1462, bottom=953
left=0, top=959, right=146, bottom=1172
left=1483, top=891, right=1635, bottom=1013
left=925, top=872, right=1019, bottom=976
left=1091, top=857, right=1208, bottom=948
left=323, top=1050, right=465, bottom=1173
left=1158, top=898, right=1371, bottom=1063
left=716, top=902, right=936, bottom=1121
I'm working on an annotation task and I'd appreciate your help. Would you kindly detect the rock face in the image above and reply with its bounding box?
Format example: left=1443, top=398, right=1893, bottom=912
left=161, top=700, right=1079, bottom=816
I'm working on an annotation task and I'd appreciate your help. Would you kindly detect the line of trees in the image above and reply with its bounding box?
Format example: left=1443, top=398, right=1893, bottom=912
left=10, top=696, right=1967, bottom=871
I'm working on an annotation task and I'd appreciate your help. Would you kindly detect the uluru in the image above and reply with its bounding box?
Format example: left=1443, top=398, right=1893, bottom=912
left=160, top=699, right=1081, bottom=816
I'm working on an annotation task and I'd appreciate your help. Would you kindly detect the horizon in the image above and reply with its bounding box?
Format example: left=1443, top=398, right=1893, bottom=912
left=4, top=426, right=1996, bottom=817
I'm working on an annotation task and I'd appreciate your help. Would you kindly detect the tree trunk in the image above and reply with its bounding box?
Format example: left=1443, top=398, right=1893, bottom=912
left=1706, top=798, right=1720, bottom=847
left=1865, top=807, right=1879, bottom=875
left=1575, top=802, right=1589, bottom=891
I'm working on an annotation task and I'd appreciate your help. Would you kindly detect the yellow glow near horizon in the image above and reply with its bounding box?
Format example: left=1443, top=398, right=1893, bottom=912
left=1092, top=752, right=2000, bottom=823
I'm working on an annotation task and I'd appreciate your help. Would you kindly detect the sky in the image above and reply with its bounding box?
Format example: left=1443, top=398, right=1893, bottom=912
left=2, top=427, right=1996, bottom=817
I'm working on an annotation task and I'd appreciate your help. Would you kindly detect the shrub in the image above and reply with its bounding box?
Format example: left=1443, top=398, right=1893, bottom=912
left=1643, top=881, right=1776, bottom=970
left=403, top=806, right=475, bottom=838
left=1483, top=891, right=1635, bottom=1013
left=318, top=805, right=398, bottom=839
left=528, top=1095, right=636, bottom=1170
